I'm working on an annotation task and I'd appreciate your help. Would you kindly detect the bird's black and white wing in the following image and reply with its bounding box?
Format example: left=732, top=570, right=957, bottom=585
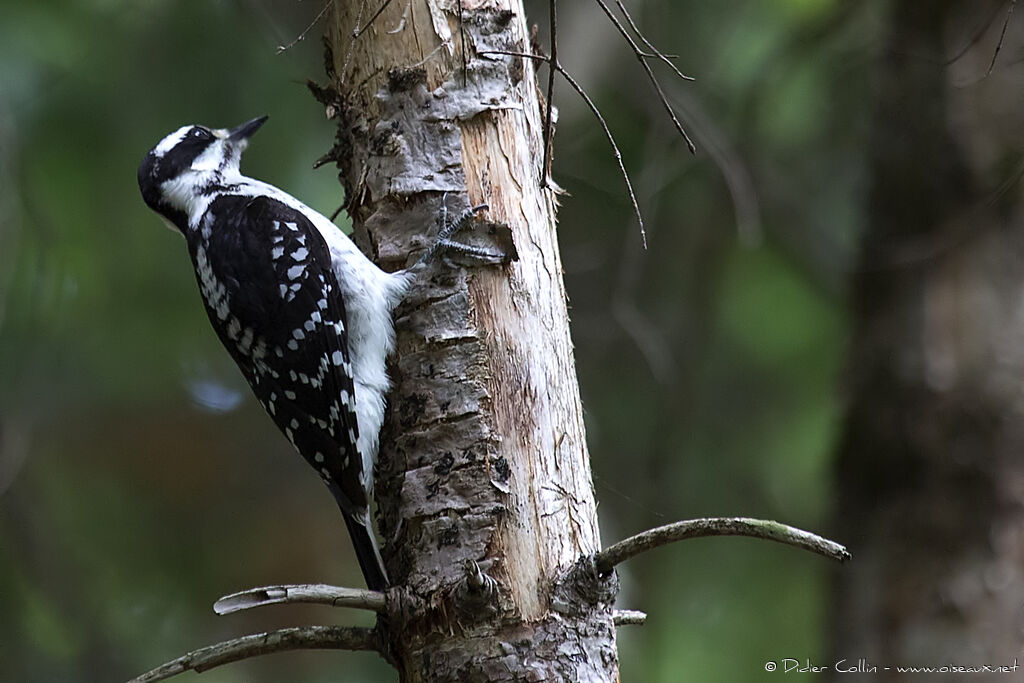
left=188, top=195, right=384, bottom=578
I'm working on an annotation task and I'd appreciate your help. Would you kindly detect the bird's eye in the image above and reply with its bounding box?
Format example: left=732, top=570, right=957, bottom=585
left=191, top=128, right=212, bottom=140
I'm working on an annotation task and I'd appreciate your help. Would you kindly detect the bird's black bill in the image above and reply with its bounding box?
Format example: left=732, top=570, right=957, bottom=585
left=228, top=115, right=268, bottom=141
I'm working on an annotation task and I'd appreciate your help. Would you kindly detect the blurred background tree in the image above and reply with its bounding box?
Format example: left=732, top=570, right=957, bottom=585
left=831, top=1, right=1024, bottom=679
left=0, top=0, right=1018, bottom=681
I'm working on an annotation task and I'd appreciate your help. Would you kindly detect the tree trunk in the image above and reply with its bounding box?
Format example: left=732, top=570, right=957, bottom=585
left=320, top=1, right=618, bottom=679
left=830, top=1, right=1024, bottom=678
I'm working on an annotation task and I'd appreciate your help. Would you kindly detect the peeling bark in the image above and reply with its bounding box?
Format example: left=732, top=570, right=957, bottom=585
left=320, top=1, right=617, bottom=679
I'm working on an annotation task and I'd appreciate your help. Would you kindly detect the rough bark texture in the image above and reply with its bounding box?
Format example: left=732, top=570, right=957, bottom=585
left=830, top=1, right=1024, bottom=678
left=320, top=1, right=618, bottom=679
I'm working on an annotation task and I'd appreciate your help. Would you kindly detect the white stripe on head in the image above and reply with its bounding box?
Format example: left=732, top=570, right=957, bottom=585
left=153, top=125, right=192, bottom=158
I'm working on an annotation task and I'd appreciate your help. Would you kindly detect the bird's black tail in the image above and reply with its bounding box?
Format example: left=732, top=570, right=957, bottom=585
left=343, top=511, right=389, bottom=591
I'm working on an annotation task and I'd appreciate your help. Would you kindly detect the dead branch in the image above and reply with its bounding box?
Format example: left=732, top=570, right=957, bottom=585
left=987, top=0, right=1016, bottom=76
left=128, top=626, right=378, bottom=683
left=482, top=0, right=701, bottom=248
left=944, top=0, right=1007, bottom=66
left=556, top=65, right=648, bottom=245
left=276, top=1, right=331, bottom=55
left=480, top=48, right=646, bottom=246
left=614, top=0, right=694, bottom=83
left=592, top=0, right=695, bottom=153
left=541, top=0, right=559, bottom=186
left=595, top=517, right=850, bottom=573
left=339, top=0, right=368, bottom=84
left=612, top=609, right=647, bottom=626
left=213, top=584, right=386, bottom=615
left=362, top=0, right=396, bottom=35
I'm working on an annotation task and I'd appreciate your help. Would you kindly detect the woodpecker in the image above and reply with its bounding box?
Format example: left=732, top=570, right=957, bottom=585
left=137, top=116, right=494, bottom=590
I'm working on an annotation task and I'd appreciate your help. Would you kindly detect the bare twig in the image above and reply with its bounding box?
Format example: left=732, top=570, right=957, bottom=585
left=339, top=0, right=367, bottom=84
left=481, top=49, right=646, bottom=246
left=362, top=0, right=397, bottom=35
left=276, top=1, right=331, bottom=55
left=613, top=609, right=647, bottom=626
left=388, top=1, right=411, bottom=34
left=593, top=473, right=667, bottom=520
left=129, top=626, right=378, bottom=683
left=541, top=0, right=559, bottom=187
left=558, top=67, right=646, bottom=248
left=615, top=1, right=694, bottom=83
left=638, top=49, right=679, bottom=60
left=943, top=0, right=1007, bottom=65
left=595, top=517, right=851, bottom=573
left=479, top=0, right=701, bottom=248
left=591, top=0, right=695, bottom=153
left=339, top=0, right=396, bottom=84
left=987, top=0, right=1016, bottom=76
left=213, top=584, right=387, bottom=615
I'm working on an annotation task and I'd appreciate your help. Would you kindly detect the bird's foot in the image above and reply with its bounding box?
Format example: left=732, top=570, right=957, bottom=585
left=417, top=194, right=514, bottom=266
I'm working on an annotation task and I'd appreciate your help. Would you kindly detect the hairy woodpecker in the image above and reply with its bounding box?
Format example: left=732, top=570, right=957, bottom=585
left=137, top=116, right=493, bottom=590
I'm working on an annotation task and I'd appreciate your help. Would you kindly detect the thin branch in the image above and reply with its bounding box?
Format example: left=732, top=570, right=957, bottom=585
left=339, top=0, right=367, bottom=84
left=276, top=0, right=331, bottom=55
left=541, top=0, right=558, bottom=188
left=595, top=517, right=851, bottom=573
left=129, top=626, right=378, bottom=683
left=556, top=67, right=645, bottom=247
left=388, top=1, right=411, bottom=34
left=638, top=49, right=679, bottom=60
left=943, top=0, right=1007, bottom=65
left=558, top=67, right=646, bottom=248
left=213, top=584, right=387, bottom=615
left=339, top=0, right=397, bottom=85
left=362, top=0, right=397, bottom=35
left=613, top=609, right=647, bottom=626
left=593, top=473, right=667, bottom=520
left=480, top=49, right=646, bottom=247
left=987, top=0, right=1016, bottom=76
left=592, top=0, right=695, bottom=153
left=615, top=1, right=694, bottom=83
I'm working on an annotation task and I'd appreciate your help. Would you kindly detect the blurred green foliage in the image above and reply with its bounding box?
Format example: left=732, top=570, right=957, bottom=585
left=1, top=0, right=882, bottom=680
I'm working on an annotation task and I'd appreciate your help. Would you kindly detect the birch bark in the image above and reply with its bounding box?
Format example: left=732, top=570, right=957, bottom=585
left=322, top=1, right=618, bottom=679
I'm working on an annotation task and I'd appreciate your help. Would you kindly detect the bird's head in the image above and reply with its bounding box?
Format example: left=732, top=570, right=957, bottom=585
left=138, top=115, right=267, bottom=232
